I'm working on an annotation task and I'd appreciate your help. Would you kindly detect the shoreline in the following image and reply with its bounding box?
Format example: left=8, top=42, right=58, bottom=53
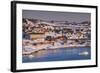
left=22, top=46, right=90, bottom=55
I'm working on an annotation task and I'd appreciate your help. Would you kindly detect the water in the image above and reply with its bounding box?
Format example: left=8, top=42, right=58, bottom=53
left=22, top=47, right=91, bottom=63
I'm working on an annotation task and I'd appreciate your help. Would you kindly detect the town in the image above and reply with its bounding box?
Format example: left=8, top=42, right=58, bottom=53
left=22, top=18, right=91, bottom=55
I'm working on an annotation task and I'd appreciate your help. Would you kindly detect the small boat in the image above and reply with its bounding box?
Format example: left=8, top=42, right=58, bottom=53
left=79, top=51, right=89, bottom=56
left=28, top=55, right=34, bottom=58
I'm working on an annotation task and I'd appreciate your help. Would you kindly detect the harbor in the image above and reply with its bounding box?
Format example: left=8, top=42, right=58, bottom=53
left=22, top=47, right=91, bottom=63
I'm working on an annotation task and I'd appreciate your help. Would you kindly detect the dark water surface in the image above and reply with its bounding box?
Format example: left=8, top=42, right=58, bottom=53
left=22, top=47, right=91, bottom=63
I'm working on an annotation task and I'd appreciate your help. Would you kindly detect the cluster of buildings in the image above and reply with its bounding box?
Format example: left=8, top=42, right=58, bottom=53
left=22, top=18, right=91, bottom=55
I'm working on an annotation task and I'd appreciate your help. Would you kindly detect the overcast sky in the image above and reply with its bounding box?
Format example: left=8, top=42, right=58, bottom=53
left=22, top=10, right=91, bottom=23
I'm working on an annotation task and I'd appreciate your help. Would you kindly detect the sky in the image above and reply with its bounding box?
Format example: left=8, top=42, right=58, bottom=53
left=22, top=10, right=91, bottom=23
